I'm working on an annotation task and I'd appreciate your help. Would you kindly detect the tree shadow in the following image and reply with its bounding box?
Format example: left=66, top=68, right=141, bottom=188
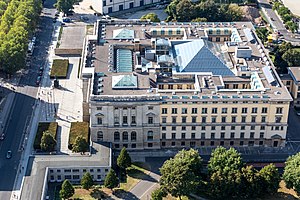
left=90, top=188, right=109, bottom=199
left=113, top=189, right=139, bottom=200
left=127, top=166, right=157, bottom=183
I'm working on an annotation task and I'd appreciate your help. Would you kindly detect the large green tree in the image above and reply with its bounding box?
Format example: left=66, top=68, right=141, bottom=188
left=72, top=136, right=89, bottom=153
left=283, top=153, right=300, bottom=194
left=259, top=164, right=280, bottom=194
left=160, top=149, right=202, bottom=199
left=117, top=147, right=131, bottom=171
left=55, top=0, right=74, bottom=14
left=81, top=172, right=94, bottom=190
left=140, top=13, right=160, bottom=22
left=60, top=179, right=74, bottom=199
left=40, top=131, right=56, bottom=152
left=282, top=49, right=300, bottom=67
left=104, top=169, right=118, bottom=190
left=151, top=188, right=167, bottom=200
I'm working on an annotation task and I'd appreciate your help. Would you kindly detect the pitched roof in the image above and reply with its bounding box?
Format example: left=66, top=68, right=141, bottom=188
left=173, top=40, right=234, bottom=76
left=113, top=29, right=134, bottom=39
left=112, top=74, right=138, bottom=89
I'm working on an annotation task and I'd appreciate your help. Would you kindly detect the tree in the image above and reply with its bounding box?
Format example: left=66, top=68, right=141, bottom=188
left=140, top=13, right=160, bottom=22
left=256, top=27, right=270, bottom=43
left=40, top=131, right=56, bottom=152
left=104, top=169, right=118, bottom=190
left=55, top=0, right=74, bottom=14
left=208, top=147, right=244, bottom=199
left=72, top=136, right=89, bottom=153
left=175, top=0, right=196, bottom=21
left=259, top=164, right=280, bottom=194
left=239, top=166, right=262, bottom=198
left=151, top=188, right=167, bottom=200
left=283, top=49, right=300, bottom=67
left=81, top=172, right=93, bottom=190
left=283, top=153, right=300, bottom=195
left=160, top=149, right=202, bottom=199
left=117, top=147, right=131, bottom=171
left=60, top=179, right=74, bottom=199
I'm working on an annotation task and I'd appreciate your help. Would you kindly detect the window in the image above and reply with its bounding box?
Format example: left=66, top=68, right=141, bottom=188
left=131, top=131, right=136, bottom=141
left=212, top=108, right=218, bottom=114
left=162, top=126, right=166, bottom=131
left=241, top=126, right=245, bottom=130
left=172, top=126, right=176, bottom=131
left=201, top=126, right=205, bottom=130
left=191, top=133, right=196, bottom=139
left=202, top=117, right=206, bottom=123
left=230, top=141, right=234, bottom=146
left=182, top=126, right=186, bottom=131
left=242, top=108, right=248, bottom=113
left=131, top=116, right=136, bottom=124
left=97, top=117, right=102, bottom=125
left=232, top=108, right=238, bottom=113
left=123, top=116, right=128, bottom=124
left=221, top=126, right=225, bottom=130
left=251, top=125, right=255, bottom=130
left=172, top=117, right=176, bottom=123
left=97, top=131, right=103, bottom=141
left=201, top=132, right=205, bottom=139
left=240, top=132, right=245, bottom=138
left=231, top=126, right=235, bottom=130
left=65, top=175, right=71, bottom=179
left=97, top=169, right=101, bottom=172
left=122, top=132, right=128, bottom=141
left=202, top=108, right=207, bottom=114
left=211, top=117, right=216, bottom=123
left=232, top=116, right=236, bottom=123
left=252, top=108, right=258, bottom=113
left=261, top=116, right=266, bottom=123
left=182, top=108, right=188, bottom=114
left=230, top=132, right=235, bottom=138
left=162, top=108, right=167, bottom=114
left=171, top=141, right=176, bottom=146
left=221, top=116, right=226, bottom=123
left=250, top=132, right=255, bottom=139
left=162, top=117, right=167, bottom=123
left=64, top=169, right=71, bottom=173
left=211, top=133, right=215, bottom=139
left=260, top=132, right=264, bottom=139
left=168, top=85, right=173, bottom=89
left=242, top=116, right=246, bottom=123
left=240, top=141, right=244, bottom=146
left=261, top=125, right=265, bottom=130
left=114, top=132, right=120, bottom=141
left=148, top=143, right=153, bottom=148
left=211, top=126, right=216, bottom=130
left=210, top=141, right=215, bottom=146
left=221, top=132, right=225, bottom=139
left=192, top=116, right=197, bottom=123
left=148, top=106, right=153, bottom=110
left=275, top=116, right=282, bottom=123
left=220, top=141, right=224, bottom=146
left=147, top=131, right=153, bottom=141
left=172, top=108, right=177, bottom=114
left=259, top=141, right=264, bottom=146
left=276, top=107, right=283, bottom=114
left=97, top=107, right=102, bottom=110
left=114, top=116, right=119, bottom=124
left=182, top=117, right=187, bottom=123
left=181, top=133, right=186, bottom=139
left=181, top=141, right=185, bottom=146
left=148, top=117, right=153, bottom=124
left=162, top=133, right=166, bottom=139
left=172, top=133, right=176, bottom=139
left=192, top=126, right=196, bottom=130
left=115, top=144, right=120, bottom=148
left=222, top=108, right=227, bottom=113
left=73, top=175, right=80, bottom=180
left=192, top=108, right=197, bottom=114
left=162, top=142, right=166, bottom=147
left=262, top=107, right=268, bottom=113
left=190, top=141, right=196, bottom=147
left=251, top=116, right=256, bottom=123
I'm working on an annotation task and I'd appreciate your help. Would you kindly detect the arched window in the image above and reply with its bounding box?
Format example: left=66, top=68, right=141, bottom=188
left=123, top=132, right=128, bottom=141
left=97, top=131, right=103, bottom=141
left=131, top=131, right=137, bottom=141
left=114, top=132, right=120, bottom=141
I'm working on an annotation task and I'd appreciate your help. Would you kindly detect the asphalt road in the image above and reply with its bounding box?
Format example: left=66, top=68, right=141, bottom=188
left=258, top=0, right=300, bottom=44
left=0, top=0, right=56, bottom=199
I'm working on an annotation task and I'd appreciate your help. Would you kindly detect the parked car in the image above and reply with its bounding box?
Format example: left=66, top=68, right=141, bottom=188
left=36, top=76, right=42, bottom=85
left=0, top=134, right=5, bottom=140
left=55, top=11, right=60, bottom=16
left=62, top=17, right=71, bottom=23
left=6, top=150, right=12, bottom=159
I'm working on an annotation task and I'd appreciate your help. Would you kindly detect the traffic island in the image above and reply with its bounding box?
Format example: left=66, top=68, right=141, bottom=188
left=50, top=59, right=69, bottom=79
left=33, top=122, right=58, bottom=151
left=68, top=122, right=89, bottom=152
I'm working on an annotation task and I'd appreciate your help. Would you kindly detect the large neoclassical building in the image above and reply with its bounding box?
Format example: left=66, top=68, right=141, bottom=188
left=81, top=20, right=292, bottom=150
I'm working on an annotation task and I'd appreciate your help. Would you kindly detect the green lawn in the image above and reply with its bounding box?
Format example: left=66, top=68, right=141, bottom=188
left=50, top=59, right=69, bottom=79
left=68, top=122, right=89, bottom=150
left=33, top=122, right=58, bottom=150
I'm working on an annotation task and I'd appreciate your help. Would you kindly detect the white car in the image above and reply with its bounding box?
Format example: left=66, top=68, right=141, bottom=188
left=6, top=150, right=12, bottom=159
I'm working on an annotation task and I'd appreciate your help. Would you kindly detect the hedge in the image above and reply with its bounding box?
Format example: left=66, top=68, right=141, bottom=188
left=68, top=122, right=89, bottom=150
left=50, top=59, right=69, bottom=78
left=33, top=122, right=58, bottom=150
